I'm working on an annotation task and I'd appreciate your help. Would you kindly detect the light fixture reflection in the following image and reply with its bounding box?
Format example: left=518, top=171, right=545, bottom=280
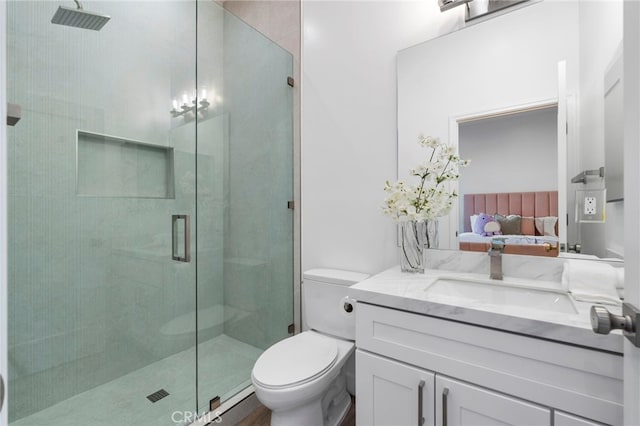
left=170, top=88, right=213, bottom=118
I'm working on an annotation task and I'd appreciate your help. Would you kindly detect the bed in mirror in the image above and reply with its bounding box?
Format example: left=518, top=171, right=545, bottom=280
left=397, top=0, right=623, bottom=262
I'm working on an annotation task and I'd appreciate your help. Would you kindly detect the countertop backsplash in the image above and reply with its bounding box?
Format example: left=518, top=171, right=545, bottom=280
left=424, top=249, right=565, bottom=282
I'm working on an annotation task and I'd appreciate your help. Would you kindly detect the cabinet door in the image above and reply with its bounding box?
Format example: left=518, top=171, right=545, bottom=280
left=555, top=411, right=604, bottom=426
left=356, top=350, right=435, bottom=426
left=435, top=376, right=551, bottom=426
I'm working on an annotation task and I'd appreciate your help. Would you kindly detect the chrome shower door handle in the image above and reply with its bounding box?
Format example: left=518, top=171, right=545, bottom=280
left=171, top=214, right=191, bottom=262
left=1, top=373, right=5, bottom=413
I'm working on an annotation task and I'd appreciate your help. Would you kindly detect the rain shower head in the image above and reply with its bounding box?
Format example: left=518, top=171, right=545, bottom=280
left=51, top=1, right=110, bottom=31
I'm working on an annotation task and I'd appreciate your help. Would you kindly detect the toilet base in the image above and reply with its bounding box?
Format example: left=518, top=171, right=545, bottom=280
left=268, top=377, right=352, bottom=426
left=324, top=388, right=351, bottom=426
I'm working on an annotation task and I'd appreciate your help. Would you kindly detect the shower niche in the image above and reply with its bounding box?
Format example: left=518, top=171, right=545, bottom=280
left=76, top=130, right=175, bottom=199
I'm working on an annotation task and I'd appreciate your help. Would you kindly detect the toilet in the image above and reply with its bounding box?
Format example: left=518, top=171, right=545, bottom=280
left=251, top=269, right=369, bottom=426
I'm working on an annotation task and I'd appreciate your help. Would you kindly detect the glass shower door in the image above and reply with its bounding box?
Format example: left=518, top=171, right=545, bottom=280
left=194, top=4, right=295, bottom=411
left=6, top=1, right=200, bottom=424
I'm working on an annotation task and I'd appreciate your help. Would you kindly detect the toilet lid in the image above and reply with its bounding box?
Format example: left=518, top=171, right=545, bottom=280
left=252, top=332, right=338, bottom=389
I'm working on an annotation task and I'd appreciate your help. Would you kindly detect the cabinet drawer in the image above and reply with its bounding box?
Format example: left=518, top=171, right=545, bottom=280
left=356, top=302, right=622, bottom=425
left=436, top=376, right=551, bottom=426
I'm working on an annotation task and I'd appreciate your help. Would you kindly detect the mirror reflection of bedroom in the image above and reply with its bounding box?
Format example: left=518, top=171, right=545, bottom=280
left=458, top=106, right=561, bottom=257
left=397, top=0, right=623, bottom=261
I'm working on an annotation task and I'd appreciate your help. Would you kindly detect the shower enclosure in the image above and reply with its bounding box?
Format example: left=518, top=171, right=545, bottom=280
left=4, top=1, right=294, bottom=424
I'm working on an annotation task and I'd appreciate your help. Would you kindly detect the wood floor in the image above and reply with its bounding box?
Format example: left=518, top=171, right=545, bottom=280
left=236, top=397, right=356, bottom=426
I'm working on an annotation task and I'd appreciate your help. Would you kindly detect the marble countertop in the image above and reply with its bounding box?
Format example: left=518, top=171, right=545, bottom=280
left=349, top=266, right=623, bottom=354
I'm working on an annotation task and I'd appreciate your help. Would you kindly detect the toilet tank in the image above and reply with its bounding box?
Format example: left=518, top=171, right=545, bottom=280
left=303, top=269, right=369, bottom=340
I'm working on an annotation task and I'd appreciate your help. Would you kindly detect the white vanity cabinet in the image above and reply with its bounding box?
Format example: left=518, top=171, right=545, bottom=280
left=357, top=351, right=435, bottom=426
left=357, top=350, right=550, bottom=426
left=554, top=411, right=606, bottom=426
left=435, top=376, right=551, bottom=426
left=355, top=302, right=622, bottom=426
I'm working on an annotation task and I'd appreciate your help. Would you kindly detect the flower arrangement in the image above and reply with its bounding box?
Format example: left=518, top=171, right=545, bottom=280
left=383, top=135, right=469, bottom=222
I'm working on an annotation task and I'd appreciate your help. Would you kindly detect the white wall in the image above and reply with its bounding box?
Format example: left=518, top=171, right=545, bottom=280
left=301, top=0, right=622, bottom=272
left=459, top=108, right=558, bottom=195
left=302, top=0, right=465, bottom=275
left=577, top=0, right=623, bottom=257
left=623, top=2, right=640, bottom=421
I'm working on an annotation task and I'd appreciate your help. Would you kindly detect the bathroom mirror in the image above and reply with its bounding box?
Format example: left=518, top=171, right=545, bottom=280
left=397, top=0, right=623, bottom=261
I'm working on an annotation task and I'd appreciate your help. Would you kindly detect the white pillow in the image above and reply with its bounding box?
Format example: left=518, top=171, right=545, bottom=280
left=534, top=216, right=558, bottom=237
left=470, top=214, right=479, bottom=231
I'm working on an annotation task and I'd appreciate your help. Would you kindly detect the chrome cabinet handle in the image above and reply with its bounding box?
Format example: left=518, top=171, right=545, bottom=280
left=442, top=387, right=449, bottom=426
left=171, top=214, right=190, bottom=262
left=418, top=379, right=425, bottom=426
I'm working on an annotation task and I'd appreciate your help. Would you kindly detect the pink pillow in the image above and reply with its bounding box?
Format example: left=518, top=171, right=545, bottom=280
left=521, top=217, right=535, bottom=235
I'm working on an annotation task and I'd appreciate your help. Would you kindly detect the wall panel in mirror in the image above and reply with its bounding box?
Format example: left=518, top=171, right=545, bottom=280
left=604, top=50, right=623, bottom=203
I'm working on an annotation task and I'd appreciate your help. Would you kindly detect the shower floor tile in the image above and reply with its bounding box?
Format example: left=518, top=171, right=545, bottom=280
left=11, top=335, right=263, bottom=426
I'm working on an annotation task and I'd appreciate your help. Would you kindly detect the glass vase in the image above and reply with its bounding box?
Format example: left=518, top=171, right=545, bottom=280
left=399, top=219, right=439, bottom=273
left=424, top=218, right=439, bottom=249
left=400, top=220, right=426, bottom=273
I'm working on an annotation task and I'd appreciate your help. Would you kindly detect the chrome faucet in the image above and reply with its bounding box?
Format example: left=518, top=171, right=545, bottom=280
left=488, top=238, right=505, bottom=280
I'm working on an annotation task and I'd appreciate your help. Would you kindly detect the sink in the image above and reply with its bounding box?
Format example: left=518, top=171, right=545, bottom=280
left=424, top=277, right=578, bottom=314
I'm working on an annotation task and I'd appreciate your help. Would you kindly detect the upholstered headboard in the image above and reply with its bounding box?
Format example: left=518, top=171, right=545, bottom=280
left=463, top=191, right=559, bottom=233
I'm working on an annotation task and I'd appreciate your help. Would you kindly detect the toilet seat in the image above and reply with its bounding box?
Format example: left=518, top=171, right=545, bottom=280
left=252, top=332, right=339, bottom=390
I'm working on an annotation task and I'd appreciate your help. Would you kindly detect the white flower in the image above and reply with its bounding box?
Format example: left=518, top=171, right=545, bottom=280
left=382, top=135, right=469, bottom=222
left=419, top=135, right=440, bottom=148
